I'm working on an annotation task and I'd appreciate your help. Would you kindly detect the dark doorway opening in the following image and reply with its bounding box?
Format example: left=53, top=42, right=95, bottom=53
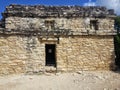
left=90, top=20, right=99, bottom=30
left=45, top=44, right=56, bottom=67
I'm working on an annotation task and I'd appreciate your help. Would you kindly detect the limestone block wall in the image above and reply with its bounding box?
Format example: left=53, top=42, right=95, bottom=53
left=0, top=35, right=115, bottom=75
left=0, top=35, right=45, bottom=75
left=0, top=5, right=116, bottom=75
left=0, top=35, right=26, bottom=74
left=57, top=36, right=115, bottom=71
left=5, top=17, right=114, bottom=31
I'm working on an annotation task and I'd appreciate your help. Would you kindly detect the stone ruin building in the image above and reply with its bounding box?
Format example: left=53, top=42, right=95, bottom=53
left=0, top=4, right=117, bottom=74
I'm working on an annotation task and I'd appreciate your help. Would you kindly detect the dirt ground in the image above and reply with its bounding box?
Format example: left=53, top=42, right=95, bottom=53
left=0, top=71, right=120, bottom=90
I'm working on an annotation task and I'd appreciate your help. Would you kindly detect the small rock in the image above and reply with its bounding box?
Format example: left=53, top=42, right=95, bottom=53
left=55, top=72, right=61, bottom=76
left=76, top=71, right=83, bottom=74
left=96, top=76, right=105, bottom=80
left=72, top=73, right=77, bottom=76
left=44, top=72, right=52, bottom=76
left=103, top=88, right=107, bottom=90
left=114, top=88, right=119, bottom=90
left=29, top=77, right=33, bottom=80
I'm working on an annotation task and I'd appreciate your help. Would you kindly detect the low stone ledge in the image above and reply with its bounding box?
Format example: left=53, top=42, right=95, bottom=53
left=0, top=29, right=117, bottom=36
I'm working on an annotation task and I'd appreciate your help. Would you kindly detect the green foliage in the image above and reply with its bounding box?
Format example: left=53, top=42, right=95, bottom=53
left=115, top=16, right=120, bottom=29
left=115, top=16, right=120, bottom=46
left=115, top=34, right=120, bottom=51
left=116, top=34, right=120, bottom=44
left=114, top=16, right=120, bottom=68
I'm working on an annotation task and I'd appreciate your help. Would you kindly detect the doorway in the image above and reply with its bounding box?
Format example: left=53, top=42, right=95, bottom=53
left=45, top=44, right=56, bottom=67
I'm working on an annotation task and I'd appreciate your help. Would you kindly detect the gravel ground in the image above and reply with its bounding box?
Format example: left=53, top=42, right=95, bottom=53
left=0, top=71, right=120, bottom=90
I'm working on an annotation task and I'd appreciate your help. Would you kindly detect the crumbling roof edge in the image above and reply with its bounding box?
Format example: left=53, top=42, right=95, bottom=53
left=2, top=4, right=116, bottom=18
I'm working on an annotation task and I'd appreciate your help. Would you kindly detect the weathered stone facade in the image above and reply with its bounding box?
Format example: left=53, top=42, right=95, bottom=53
left=0, top=4, right=117, bottom=75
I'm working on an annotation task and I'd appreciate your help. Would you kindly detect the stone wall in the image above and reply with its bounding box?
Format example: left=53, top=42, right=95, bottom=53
left=0, top=35, right=45, bottom=75
left=0, top=35, right=115, bottom=75
left=3, top=4, right=115, bottom=18
left=57, top=36, right=115, bottom=72
left=5, top=17, right=115, bottom=31
left=0, top=4, right=116, bottom=75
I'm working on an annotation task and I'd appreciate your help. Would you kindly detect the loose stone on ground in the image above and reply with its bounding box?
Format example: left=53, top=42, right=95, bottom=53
left=0, top=71, right=119, bottom=90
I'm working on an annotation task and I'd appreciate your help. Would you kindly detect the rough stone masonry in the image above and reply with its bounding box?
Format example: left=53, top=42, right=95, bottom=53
left=0, top=4, right=117, bottom=75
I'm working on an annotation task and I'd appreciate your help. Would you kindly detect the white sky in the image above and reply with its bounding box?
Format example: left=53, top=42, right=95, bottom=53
left=84, top=0, right=120, bottom=15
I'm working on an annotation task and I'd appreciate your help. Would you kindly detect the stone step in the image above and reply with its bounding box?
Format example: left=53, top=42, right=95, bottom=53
left=45, top=66, right=57, bottom=73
